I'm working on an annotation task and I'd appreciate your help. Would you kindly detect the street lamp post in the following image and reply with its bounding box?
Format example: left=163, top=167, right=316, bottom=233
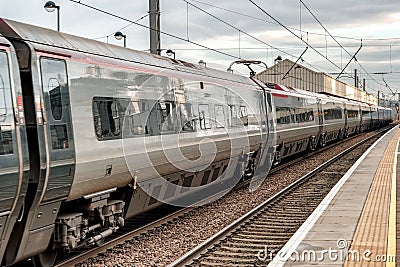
left=274, top=56, right=282, bottom=83
left=44, top=1, right=60, bottom=31
left=114, top=32, right=127, bottom=47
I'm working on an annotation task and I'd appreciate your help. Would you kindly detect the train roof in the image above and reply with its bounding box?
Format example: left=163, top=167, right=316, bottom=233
left=0, top=18, right=254, bottom=87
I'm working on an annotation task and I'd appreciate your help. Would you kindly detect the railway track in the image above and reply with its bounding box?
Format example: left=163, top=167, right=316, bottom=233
left=51, top=127, right=391, bottom=267
left=169, top=128, right=389, bottom=266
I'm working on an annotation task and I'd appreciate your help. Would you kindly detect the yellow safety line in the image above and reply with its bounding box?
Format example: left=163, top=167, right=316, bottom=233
left=386, top=138, right=398, bottom=267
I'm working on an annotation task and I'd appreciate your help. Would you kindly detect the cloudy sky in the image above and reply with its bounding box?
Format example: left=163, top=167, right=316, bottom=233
left=0, top=0, right=399, bottom=98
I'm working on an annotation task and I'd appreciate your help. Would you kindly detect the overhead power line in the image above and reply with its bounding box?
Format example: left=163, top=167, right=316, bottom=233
left=248, top=0, right=346, bottom=72
left=187, top=0, right=400, bottom=42
left=69, top=0, right=241, bottom=60
left=299, top=0, right=385, bottom=93
left=183, top=1, right=291, bottom=59
left=182, top=0, right=329, bottom=74
left=93, top=14, right=149, bottom=41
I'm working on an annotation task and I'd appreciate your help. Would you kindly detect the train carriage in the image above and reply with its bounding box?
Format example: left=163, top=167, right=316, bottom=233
left=360, top=103, right=372, bottom=132
left=318, top=95, right=346, bottom=144
left=268, top=84, right=320, bottom=163
left=371, top=105, right=379, bottom=128
left=344, top=100, right=361, bottom=136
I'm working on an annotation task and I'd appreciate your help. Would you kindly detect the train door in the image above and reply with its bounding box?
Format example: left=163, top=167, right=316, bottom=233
left=0, top=44, right=28, bottom=265
left=39, top=57, right=75, bottom=202
left=250, top=89, right=274, bottom=188
left=343, top=103, right=348, bottom=135
left=316, top=99, right=324, bottom=142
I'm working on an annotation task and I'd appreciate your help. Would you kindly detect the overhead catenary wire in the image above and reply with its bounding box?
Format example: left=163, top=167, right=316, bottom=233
left=247, top=0, right=347, bottom=73
left=299, top=0, right=386, bottom=94
left=187, top=0, right=400, bottom=42
left=93, top=14, right=149, bottom=41
left=248, top=0, right=390, bottom=94
left=69, top=0, right=241, bottom=60
left=182, top=0, right=292, bottom=59
left=181, top=0, right=330, bottom=74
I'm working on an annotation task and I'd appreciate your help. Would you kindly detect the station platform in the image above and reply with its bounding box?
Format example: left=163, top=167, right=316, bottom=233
left=269, top=126, right=399, bottom=267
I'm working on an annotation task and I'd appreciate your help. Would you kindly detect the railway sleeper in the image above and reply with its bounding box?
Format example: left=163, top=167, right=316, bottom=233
left=243, top=223, right=302, bottom=230
left=236, top=231, right=296, bottom=238
left=263, top=208, right=313, bottom=214
left=200, top=255, right=262, bottom=263
left=255, top=216, right=306, bottom=222
left=218, top=245, right=278, bottom=253
left=221, top=244, right=282, bottom=250
left=249, top=216, right=299, bottom=225
left=230, top=237, right=288, bottom=243
left=243, top=226, right=302, bottom=233
left=210, top=250, right=264, bottom=258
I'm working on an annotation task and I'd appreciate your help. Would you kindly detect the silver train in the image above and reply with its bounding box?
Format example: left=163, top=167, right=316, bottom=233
left=0, top=19, right=392, bottom=266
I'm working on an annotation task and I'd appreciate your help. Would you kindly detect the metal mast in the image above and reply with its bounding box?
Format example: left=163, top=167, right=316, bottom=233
left=149, top=0, right=160, bottom=55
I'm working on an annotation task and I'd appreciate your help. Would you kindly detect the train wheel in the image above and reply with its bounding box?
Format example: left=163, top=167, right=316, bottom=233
left=32, top=237, right=57, bottom=267
left=32, top=249, right=57, bottom=267
left=319, top=134, right=326, bottom=148
left=308, top=137, right=316, bottom=151
left=337, top=129, right=343, bottom=140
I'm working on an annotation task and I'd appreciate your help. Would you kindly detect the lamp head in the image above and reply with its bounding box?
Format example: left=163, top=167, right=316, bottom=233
left=44, top=1, right=58, bottom=12
left=166, top=49, right=174, bottom=57
left=114, top=31, right=125, bottom=40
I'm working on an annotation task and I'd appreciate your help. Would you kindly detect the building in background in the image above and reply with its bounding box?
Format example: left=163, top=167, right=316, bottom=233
left=256, top=58, right=379, bottom=105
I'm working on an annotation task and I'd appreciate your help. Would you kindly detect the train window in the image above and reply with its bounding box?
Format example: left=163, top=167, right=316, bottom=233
left=93, top=97, right=125, bottom=139
left=295, top=108, right=314, bottom=123
left=276, top=106, right=291, bottom=124
left=0, top=51, right=11, bottom=119
left=50, top=125, right=69, bottom=149
left=214, top=105, right=225, bottom=128
left=199, top=104, right=211, bottom=129
left=0, top=51, right=13, bottom=155
left=125, top=100, right=147, bottom=135
left=228, top=105, right=237, bottom=127
left=180, top=103, right=194, bottom=132
left=40, top=58, right=68, bottom=121
left=347, top=110, right=359, bottom=118
left=0, top=126, right=13, bottom=155
left=158, top=101, right=175, bottom=132
left=324, top=108, right=343, bottom=120
left=362, top=110, right=371, bottom=118
left=239, top=106, right=248, bottom=126
left=266, top=93, right=273, bottom=113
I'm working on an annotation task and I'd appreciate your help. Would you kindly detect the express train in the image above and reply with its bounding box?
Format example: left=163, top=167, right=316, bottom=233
left=0, top=18, right=392, bottom=266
